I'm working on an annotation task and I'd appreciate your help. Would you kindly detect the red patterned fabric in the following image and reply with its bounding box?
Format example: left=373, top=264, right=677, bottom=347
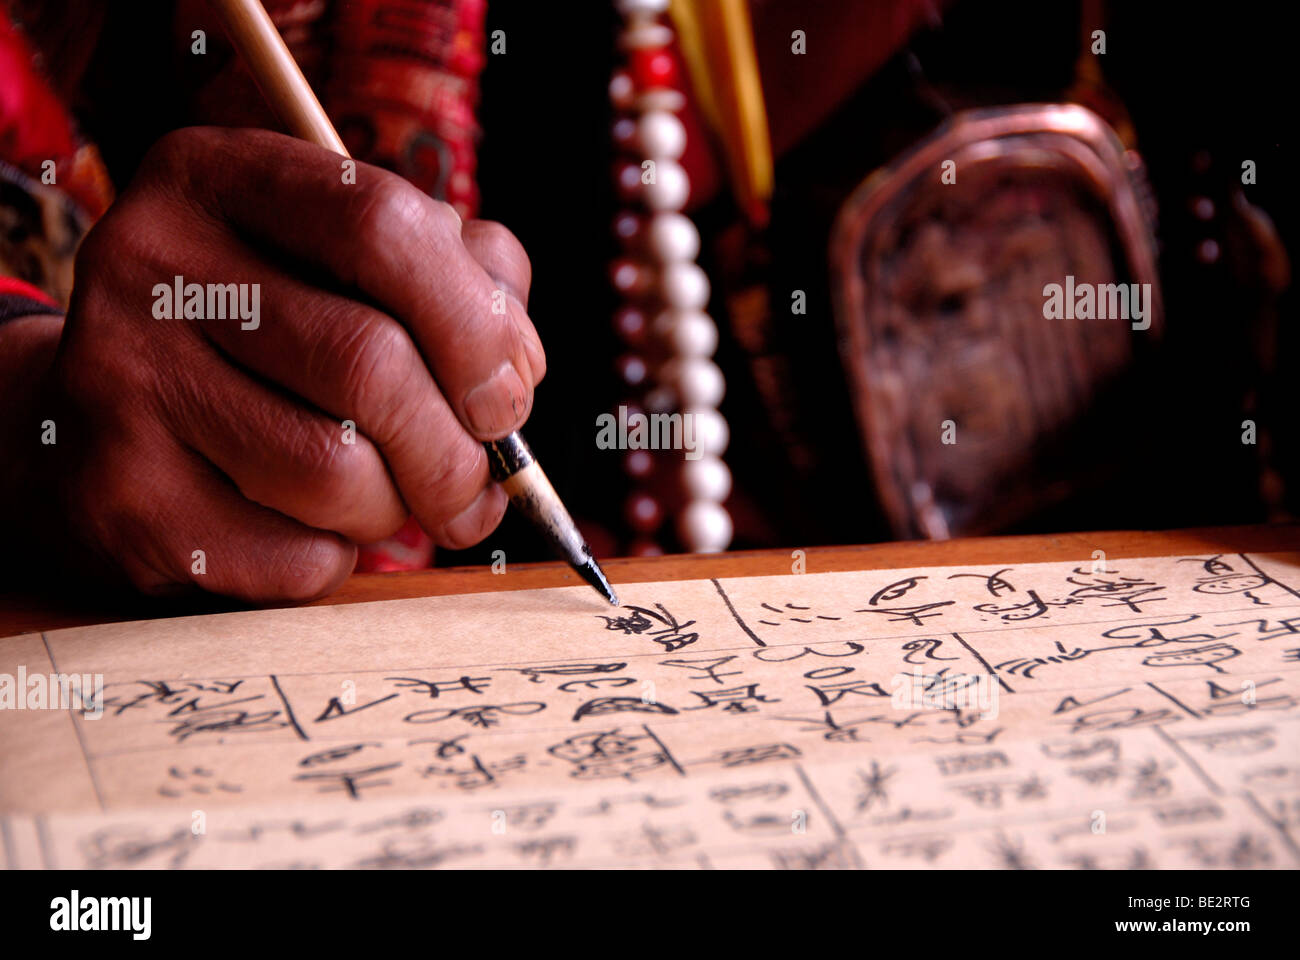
left=321, top=0, right=488, bottom=570
left=326, top=0, right=486, bottom=218
left=0, top=275, right=57, bottom=306
left=0, top=8, right=75, bottom=174
left=0, top=6, right=111, bottom=228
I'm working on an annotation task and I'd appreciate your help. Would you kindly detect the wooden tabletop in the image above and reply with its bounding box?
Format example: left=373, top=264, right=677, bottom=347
left=3, top=523, right=1296, bottom=639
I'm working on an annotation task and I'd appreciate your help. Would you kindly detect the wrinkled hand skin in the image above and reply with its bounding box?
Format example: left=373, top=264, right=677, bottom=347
left=7, top=127, right=546, bottom=603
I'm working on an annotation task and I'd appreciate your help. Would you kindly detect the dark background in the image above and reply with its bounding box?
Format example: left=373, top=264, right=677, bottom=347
left=461, top=0, right=1296, bottom=564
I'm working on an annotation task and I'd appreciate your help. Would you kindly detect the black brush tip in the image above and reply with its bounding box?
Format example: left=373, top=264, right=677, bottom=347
left=578, top=555, right=619, bottom=606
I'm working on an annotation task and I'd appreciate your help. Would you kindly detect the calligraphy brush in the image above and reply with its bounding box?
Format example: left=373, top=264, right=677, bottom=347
left=207, top=0, right=619, bottom=605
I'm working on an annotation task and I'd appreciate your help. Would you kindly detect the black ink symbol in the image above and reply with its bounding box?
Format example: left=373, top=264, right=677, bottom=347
left=855, top=760, right=896, bottom=812
left=354, top=808, right=443, bottom=834
left=572, top=697, right=679, bottom=721
left=1040, top=736, right=1121, bottom=762
left=752, top=642, right=864, bottom=662
left=974, top=589, right=1063, bottom=622
left=157, top=765, right=242, bottom=798
left=1179, top=727, right=1276, bottom=755
left=755, top=601, right=843, bottom=627
left=881, top=836, right=952, bottom=863
left=948, top=568, right=1016, bottom=597
left=1052, top=690, right=1131, bottom=714
left=805, top=678, right=889, bottom=707
left=556, top=676, right=638, bottom=693
left=1216, top=617, right=1300, bottom=641
left=294, top=762, right=402, bottom=800
left=163, top=706, right=287, bottom=742
left=612, top=822, right=697, bottom=858
left=855, top=577, right=953, bottom=625
left=708, top=783, right=789, bottom=804
left=1201, top=678, right=1294, bottom=716
left=316, top=694, right=398, bottom=722
left=659, top=656, right=741, bottom=684
left=387, top=675, right=491, bottom=697
left=694, top=743, right=801, bottom=767
left=408, top=734, right=469, bottom=759
left=855, top=601, right=954, bottom=626
left=1180, top=555, right=1274, bottom=605
left=1062, top=571, right=1167, bottom=613
left=901, top=638, right=959, bottom=664
left=404, top=701, right=546, bottom=727
left=1141, top=642, right=1240, bottom=673
left=1130, top=758, right=1173, bottom=800
left=421, top=754, right=526, bottom=790
left=869, top=577, right=927, bottom=605
left=514, top=836, right=576, bottom=866
left=769, top=842, right=855, bottom=870
left=1174, top=834, right=1273, bottom=869
left=996, top=643, right=1089, bottom=678
left=989, top=832, right=1033, bottom=869
left=913, top=727, right=1004, bottom=746
left=773, top=710, right=873, bottom=743
left=299, top=742, right=381, bottom=766
left=804, top=666, right=853, bottom=680
left=548, top=729, right=673, bottom=781
left=1065, top=707, right=1180, bottom=732
left=510, top=662, right=627, bottom=683
left=578, top=793, right=686, bottom=816
left=684, top=684, right=778, bottom=714
left=597, top=603, right=699, bottom=652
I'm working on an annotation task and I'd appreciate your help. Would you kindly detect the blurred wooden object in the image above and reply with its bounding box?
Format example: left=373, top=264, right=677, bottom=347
left=1, top=524, right=1295, bottom=638
left=831, top=104, right=1161, bottom=540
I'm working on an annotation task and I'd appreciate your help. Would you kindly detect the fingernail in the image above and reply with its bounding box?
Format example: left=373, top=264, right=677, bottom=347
left=441, top=484, right=506, bottom=547
left=463, top=361, right=528, bottom=437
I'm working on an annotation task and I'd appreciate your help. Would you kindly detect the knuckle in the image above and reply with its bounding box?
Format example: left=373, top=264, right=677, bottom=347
left=285, top=416, right=363, bottom=501
left=75, top=448, right=180, bottom=593
left=138, top=127, right=218, bottom=197
left=140, top=127, right=194, bottom=175
left=483, top=220, right=529, bottom=264
left=55, top=331, right=151, bottom=432
left=468, top=219, right=532, bottom=293
left=355, top=175, right=427, bottom=250
left=428, top=198, right=463, bottom=233
left=333, top=316, right=412, bottom=428
left=78, top=454, right=140, bottom=555
left=415, top=439, right=487, bottom=527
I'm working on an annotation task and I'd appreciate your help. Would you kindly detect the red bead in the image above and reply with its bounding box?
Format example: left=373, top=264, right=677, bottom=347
left=623, top=449, right=655, bottom=479
left=630, top=48, right=676, bottom=90
left=626, top=492, right=664, bottom=533
left=615, top=354, right=648, bottom=387
left=609, top=70, right=636, bottom=109
left=609, top=258, right=650, bottom=295
left=612, top=116, right=637, bottom=151
left=613, top=211, right=642, bottom=244
left=614, top=162, right=643, bottom=202
left=628, top=539, right=665, bottom=558
left=613, top=306, right=648, bottom=346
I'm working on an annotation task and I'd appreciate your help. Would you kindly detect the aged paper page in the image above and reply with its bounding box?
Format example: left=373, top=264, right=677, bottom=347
left=3, top=551, right=1298, bottom=869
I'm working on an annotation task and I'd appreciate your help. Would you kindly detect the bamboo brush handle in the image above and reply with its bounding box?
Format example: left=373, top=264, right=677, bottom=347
left=207, top=0, right=350, bottom=157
